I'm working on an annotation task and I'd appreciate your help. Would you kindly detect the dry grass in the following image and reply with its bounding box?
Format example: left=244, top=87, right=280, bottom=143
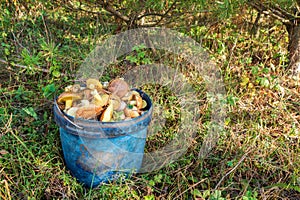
left=0, top=2, right=299, bottom=199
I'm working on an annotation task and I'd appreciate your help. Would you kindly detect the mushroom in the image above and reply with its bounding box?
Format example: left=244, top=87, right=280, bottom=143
left=109, top=94, right=121, bottom=111
left=71, top=84, right=81, bottom=93
left=108, top=78, right=129, bottom=98
left=86, top=78, right=103, bottom=91
left=141, top=100, right=147, bottom=109
left=76, top=104, right=103, bottom=120
left=124, top=106, right=140, bottom=118
left=64, top=84, right=81, bottom=93
left=79, top=99, right=90, bottom=107
left=121, top=91, right=133, bottom=101
left=66, top=107, right=79, bottom=117
left=64, top=85, right=73, bottom=92
left=123, top=91, right=143, bottom=110
left=118, top=101, right=127, bottom=111
left=81, top=89, right=93, bottom=100
left=57, top=92, right=82, bottom=111
left=100, top=103, right=114, bottom=122
left=91, top=89, right=109, bottom=107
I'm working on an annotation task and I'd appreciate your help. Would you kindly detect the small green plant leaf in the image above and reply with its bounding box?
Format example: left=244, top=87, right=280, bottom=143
left=259, top=77, right=270, bottom=87
left=240, top=76, right=250, bottom=86
left=210, top=190, right=225, bottom=200
left=22, top=107, right=38, bottom=120
left=227, top=95, right=239, bottom=106
left=52, top=70, right=61, bottom=78
left=42, top=83, right=56, bottom=99
left=192, top=189, right=202, bottom=197
left=144, top=194, right=155, bottom=200
left=251, top=66, right=259, bottom=75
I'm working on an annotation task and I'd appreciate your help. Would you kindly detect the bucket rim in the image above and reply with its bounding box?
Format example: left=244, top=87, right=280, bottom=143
left=53, top=88, right=153, bottom=129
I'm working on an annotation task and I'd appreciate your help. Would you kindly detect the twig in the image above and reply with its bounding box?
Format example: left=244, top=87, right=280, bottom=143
left=250, top=11, right=261, bottom=35
left=137, top=1, right=177, bottom=21
left=296, top=0, right=300, bottom=12
left=41, top=13, right=51, bottom=44
left=0, top=58, right=72, bottom=77
left=99, top=1, right=130, bottom=23
left=175, top=178, right=208, bottom=199
left=11, top=31, right=28, bottom=52
left=214, top=149, right=253, bottom=189
left=146, top=1, right=178, bottom=27
left=0, top=58, right=49, bottom=73
left=248, top=1, right=292, bottom=25
left=271, top=3, right=295, bottom=20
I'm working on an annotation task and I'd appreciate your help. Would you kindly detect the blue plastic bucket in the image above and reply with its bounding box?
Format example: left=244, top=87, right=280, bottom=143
left=53, top=89, right=152, bottom=187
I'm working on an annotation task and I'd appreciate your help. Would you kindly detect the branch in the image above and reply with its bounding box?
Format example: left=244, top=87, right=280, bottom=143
left=270, top=3, right=295, bottom=20
left=0, top=58, right=72, bottom=77
left=297, top=0, right=300, bottom=11
left=137, top=1, right=177, bottom=20
left=99, top=1, right=130, bottom=23
left=137, top=1, right=177, bottom=26
left=248, top=1, right=293, bottom=25
left=137, top=12, right=165, bottom=20
left=215, top=149, right=253, bottom=189
left=0, top=58, right=49, bottom=73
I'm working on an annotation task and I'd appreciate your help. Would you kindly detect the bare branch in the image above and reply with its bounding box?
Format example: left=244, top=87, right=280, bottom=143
left=136, top=1, right=178, bottom=27
left=137, top=1, right=177, bottom=20
left=247, top=1, right=292, bottom=25
left=0, top=58, right=49, bottom=73
left=296, top=0, right=300, bottom=13
left=99, top=1, right=130, bottom=22
left=0, top=58, right=72, bottom=77
left=137, top=12, right=165, bottom=20
left=270, top=3, right=295, bottom=20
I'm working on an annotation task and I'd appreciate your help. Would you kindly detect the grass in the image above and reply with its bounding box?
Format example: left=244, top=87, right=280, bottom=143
left=1, top=2, right=300, bottom=199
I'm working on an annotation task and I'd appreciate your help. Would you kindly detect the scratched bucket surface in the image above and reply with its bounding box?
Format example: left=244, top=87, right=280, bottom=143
left=53, top=89, right=152, bottom=188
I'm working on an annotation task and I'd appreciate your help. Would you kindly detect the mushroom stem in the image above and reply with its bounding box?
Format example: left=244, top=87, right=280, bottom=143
left=65, top=99, right=73, bottom=110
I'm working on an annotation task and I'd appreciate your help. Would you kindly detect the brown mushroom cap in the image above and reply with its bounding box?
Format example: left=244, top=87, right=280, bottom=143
left=76, top=104, right=103, bottom=120
left=57, top=92, right=82, bottom=110
left=86, top=78, right=103, bottom=91
left=107, top=78, right=129, bottom=98
left=72, top=84, right=81, bottom=93
left=123, top=91, right=143, bottom=109
left=132, top=91, right=143, bottom=109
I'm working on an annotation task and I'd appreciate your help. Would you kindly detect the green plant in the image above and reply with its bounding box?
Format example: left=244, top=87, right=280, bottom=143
left=40, top=40, right=62, bottom=78
left=242, top=190, right=258, bottom=200
left=1, top=0, right=299, bottom=199
left=42, top=83, right=56, bottom=100
left=21, top=48, right=42, bottom=74
left=210, top=190, right=226, bottom=200
left=126, top=44, right=152, bottom=65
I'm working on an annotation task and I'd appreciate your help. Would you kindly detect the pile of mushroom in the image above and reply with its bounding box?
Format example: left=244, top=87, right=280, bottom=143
left=57, top=78, right=147, bottom=122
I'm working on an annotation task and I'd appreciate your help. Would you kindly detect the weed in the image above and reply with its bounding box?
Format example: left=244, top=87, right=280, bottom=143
left=0, top=1, right=299, bottom=199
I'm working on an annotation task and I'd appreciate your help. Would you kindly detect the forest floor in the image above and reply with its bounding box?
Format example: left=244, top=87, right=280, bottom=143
left=0, top=2, right=299, bottom=199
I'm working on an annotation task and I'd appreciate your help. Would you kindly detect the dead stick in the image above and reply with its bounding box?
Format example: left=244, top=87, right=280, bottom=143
left=0, top=58, right=50, bottom=73
left=214, top=149, right=253, bottom=189
left=0, top=58, right=73, bottom=77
